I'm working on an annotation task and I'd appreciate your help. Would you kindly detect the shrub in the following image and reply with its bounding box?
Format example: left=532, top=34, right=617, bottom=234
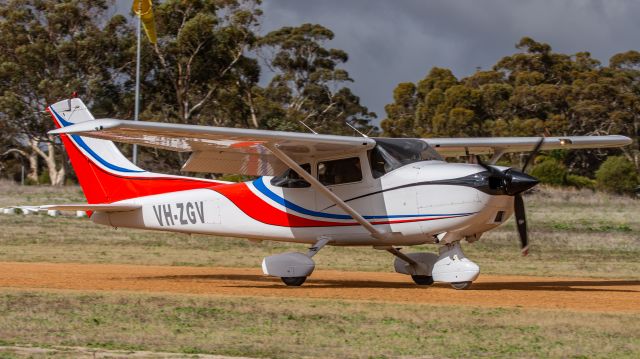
left=566, top=174, right=596, bottom=189
left=595, top=156, right=640, bottom=194
left=530, top=158, right=567, bottom=186
left=38, top=170, right=50, bottom=185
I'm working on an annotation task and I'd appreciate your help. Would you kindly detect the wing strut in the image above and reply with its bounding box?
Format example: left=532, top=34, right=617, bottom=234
left=265, top=144, right=387, bottom=241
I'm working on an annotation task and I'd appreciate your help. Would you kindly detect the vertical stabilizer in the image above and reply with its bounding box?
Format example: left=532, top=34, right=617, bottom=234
left=48, top=98, right=223, bottom=203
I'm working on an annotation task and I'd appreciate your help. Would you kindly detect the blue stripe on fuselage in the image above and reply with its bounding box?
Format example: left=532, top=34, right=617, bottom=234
left=253, top=177, right=474, bottom=220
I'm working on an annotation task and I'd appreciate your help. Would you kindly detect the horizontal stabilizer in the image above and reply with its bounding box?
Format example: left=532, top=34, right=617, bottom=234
left=39, top=203, right=141, bottom=212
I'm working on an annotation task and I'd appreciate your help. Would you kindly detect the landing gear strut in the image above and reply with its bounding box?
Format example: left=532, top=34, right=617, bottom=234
left=385, top=247, right=436, bottom=286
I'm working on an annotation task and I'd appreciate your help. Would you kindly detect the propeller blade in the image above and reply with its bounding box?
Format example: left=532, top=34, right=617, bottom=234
left=475, top=155, right=492, bottom=172
left=476, top=155, right=509, bottom=180
left=514, top=194, right=529, bottom=256
left=521, top=137, right=545, bottom=173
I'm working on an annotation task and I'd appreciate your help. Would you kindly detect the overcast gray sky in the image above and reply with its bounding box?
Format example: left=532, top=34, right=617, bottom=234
left=260, top=0, right=640, bottom=123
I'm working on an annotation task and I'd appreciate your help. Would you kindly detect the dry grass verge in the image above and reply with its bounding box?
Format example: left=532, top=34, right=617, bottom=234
left=0, top=290, right=638, bottom=359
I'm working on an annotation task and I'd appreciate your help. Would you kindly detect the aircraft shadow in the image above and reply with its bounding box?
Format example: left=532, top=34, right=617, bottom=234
left=467, top=280, right=640, bottom=293
left=135, top=274, right=640, bottom=293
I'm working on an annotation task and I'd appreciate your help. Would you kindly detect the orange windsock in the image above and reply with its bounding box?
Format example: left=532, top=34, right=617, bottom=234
left=132, top=0, right=157, bottom=44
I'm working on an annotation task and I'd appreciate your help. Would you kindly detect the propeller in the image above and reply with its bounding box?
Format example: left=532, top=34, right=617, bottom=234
left=514, top=193, right=528, bottom=255
left=522, top=136, right=545, bottom=173
left=476, top=137, right=545, bottom=256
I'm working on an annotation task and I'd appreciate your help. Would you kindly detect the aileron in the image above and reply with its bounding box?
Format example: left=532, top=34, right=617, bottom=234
left=425, top=135, right=632, bottom=157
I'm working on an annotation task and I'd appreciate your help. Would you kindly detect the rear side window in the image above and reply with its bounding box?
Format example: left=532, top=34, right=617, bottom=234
left=317, top=157, right=362, bottom=185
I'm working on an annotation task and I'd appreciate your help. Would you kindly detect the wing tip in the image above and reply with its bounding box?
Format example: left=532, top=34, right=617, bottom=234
left=48, top=119, right=122, bottom=135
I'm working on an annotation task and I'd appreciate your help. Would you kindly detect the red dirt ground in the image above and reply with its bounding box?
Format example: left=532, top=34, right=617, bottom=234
left=0, top=262, right=638, bottom=313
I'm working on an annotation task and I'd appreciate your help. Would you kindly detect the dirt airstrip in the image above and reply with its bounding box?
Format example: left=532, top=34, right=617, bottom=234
left=0, top=262, right=638, bottom=313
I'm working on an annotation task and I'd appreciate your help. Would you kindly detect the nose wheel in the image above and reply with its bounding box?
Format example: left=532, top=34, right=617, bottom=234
left=281, top=276, right=307, bottom=286
left=450, top=281, right=472, bottom=290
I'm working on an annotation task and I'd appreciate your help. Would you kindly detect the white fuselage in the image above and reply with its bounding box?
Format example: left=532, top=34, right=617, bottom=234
left=93, top=160, right=514, bottom=246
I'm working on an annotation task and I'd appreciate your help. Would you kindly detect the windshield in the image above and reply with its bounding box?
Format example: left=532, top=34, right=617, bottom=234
left=369, top=138, right=443, bottom=178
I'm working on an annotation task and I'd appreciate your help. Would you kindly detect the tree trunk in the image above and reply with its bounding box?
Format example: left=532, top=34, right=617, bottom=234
left=45, top=140, right=66, bottom=186
left=246, top=90, right=259, bottom=128
left=26, top=139, right=39, bottom=183
left=30, top=138, right=66, bottom=186
left=2, top=146, right=38, bottom=183
left=630, top=116, right=638, bottom=170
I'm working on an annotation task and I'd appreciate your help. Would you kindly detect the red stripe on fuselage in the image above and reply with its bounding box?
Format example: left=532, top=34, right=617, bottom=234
left=213, top=182, right=343, bottom=227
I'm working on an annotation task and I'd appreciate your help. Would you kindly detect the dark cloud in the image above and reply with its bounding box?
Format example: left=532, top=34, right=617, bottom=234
left=261, top=0, right=640, bottom=123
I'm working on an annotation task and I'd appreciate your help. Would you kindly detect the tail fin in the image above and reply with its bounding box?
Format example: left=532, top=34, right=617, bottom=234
left=48, top=98, right=222, bottom=203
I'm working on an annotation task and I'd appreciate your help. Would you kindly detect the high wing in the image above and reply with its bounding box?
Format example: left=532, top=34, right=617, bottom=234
left=49, top=119, right=375, bottom=176
left=50, top=118, right=631, bottom=174
left=425, top=136, right=632, bottom=158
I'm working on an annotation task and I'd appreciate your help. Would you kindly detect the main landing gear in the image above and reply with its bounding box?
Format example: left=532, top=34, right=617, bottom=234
left=261, top=237, right=330, bottom=286
left=388, top=241, right=479, bottom=290
left=262, top=238, right=479, bottom=289
left=411, top=275, right=434, bottom=286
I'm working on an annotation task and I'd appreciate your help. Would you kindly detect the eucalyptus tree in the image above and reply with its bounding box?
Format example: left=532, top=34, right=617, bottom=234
left=259, top=23, right=375, bottom=135
left=145, top=0, right=263, bottom=128
left=382, top=37, right=640, bottom=175
left=0, top=0, right=133, bottom=184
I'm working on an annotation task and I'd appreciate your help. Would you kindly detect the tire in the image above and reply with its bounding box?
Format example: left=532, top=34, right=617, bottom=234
left=281, top=276, right=307, bottom=286
left=411, top=275, right=434, bottom=286
left=451, top=281, right=472, bottom=290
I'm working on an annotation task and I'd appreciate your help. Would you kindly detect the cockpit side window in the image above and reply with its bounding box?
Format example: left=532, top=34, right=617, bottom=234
left=369, top=138, right=443, bottom=178
left=317, top=157, right=362, bottom=186
left=270, top=163, right=311, bottom=188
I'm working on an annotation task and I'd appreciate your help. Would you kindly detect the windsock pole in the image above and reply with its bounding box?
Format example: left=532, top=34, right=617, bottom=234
left=131, top=0, right=157, bottom=165
left=133, top=1, right=141, bottom=165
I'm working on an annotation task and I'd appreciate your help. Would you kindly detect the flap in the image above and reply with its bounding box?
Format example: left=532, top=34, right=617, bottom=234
left=181, top=150, right=288, bottom=176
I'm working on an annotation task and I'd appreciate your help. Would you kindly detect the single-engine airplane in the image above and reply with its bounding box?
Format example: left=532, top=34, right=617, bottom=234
left=36, top=98, right=631, bottom=289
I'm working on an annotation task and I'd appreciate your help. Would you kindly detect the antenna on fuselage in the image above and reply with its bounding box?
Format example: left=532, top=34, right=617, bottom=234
left=345, top=121, right=369, bottom=138
left=298, top=120, right=318, bottom=134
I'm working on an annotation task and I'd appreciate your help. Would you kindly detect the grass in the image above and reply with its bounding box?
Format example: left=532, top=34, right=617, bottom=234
left=0, top=181, right=638, bottom=278
left=0, top=290, right=638, bottom=359
left=0, top=181, right=639, bottom=358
